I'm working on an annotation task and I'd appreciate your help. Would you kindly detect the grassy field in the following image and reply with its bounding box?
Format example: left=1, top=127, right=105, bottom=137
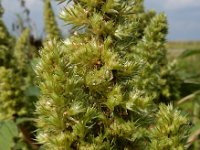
left=167, top=41, right=200, bottom=50
left=167, top=41, right=200, bottom=58
left=166, top=41, right=200, bottom=76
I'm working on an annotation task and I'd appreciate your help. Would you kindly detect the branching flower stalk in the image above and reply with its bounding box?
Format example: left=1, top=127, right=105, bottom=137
left=0, top=28, right=36, bottom=120
left=44, top=0, right=61, bottom=40
left=36, top=0, right=189, bottom=149
left=0, top=5, right=39, bottom=148
left=0, top=6, right=13, bottom=67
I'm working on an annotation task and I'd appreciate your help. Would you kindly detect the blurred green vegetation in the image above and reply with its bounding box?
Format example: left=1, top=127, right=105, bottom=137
left=167, top=41, right=200, bottom=82
left=167, top=41, right=200, bottom=50
left=167, top=41, right=200, bottom=149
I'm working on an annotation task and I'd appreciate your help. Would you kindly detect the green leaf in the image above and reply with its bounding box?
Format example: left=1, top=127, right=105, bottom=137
left=25, top=86, right=40, bottom=97
left=56, top=0, right=70, bottom=4
left=16, top=117, right=35, bottom=125
left=180, top=82, right=200, bottom=97
left=0, top=120, right=18, bottom=150
left=191, top=120, right=200, bottom=133
left=177, top=90, right=200, bottom=105
left=179, top=49, right=200, bottom=58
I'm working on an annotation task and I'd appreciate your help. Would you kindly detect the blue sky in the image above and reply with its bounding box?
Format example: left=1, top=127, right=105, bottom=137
left=2, top=0, right=200, bottom=40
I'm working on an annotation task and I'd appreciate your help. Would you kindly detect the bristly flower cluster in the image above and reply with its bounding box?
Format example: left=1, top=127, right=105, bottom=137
left=36, top=0, right=189, bottom=149
left=0, top=3, right=39, bottom=122
left=44, top=0, right=61, bottom=40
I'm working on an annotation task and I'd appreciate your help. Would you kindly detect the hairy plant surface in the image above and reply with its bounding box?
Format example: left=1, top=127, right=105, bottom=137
left=34, top=0, right=189, bottom=149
